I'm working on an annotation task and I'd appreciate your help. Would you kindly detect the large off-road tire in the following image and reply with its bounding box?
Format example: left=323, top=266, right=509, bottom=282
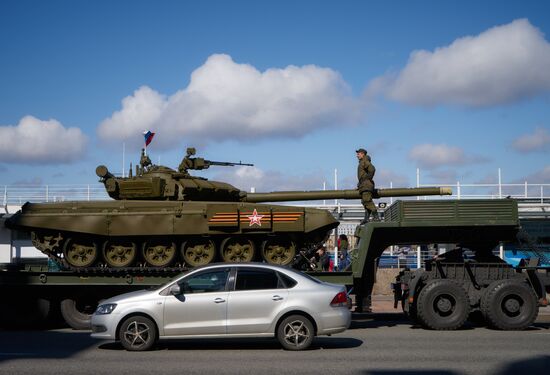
left=481, top=279, right=538, bottom=330
left=119, top=315, right=158, bottom=351
left=416, top=280, right=470, bottom=330
left=276, top=314, right=315, bottom=351
left=60, top=298, right=97, bottom=330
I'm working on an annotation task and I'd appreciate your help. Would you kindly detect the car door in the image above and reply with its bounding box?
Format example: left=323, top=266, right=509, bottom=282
left=226, top=267, right=289, bottom=334
left=163, top=268, right=230, bottom=336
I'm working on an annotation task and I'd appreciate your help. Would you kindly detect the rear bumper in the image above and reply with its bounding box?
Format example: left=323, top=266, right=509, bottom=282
left=317, top=308, right=351, bottom=335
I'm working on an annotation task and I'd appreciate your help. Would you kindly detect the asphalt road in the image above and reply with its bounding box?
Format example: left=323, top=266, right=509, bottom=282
left=0, top=314, right=549, bottom=375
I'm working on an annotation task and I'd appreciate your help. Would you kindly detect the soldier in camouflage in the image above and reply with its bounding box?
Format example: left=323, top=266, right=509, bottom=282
left=140, top=148, right=152, bottom=171
left=356, top=148, right=379, bottom=223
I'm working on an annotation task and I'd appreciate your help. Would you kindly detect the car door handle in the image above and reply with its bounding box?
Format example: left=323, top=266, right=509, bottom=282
left=272, top=295, right=284, bottom=301
left=214, top=298, right=226, bottom=303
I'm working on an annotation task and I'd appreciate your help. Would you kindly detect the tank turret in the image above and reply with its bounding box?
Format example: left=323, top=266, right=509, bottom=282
left=96, top=147, right=252, bottom=202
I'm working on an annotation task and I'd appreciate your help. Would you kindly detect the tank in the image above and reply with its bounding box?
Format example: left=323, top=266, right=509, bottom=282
left=5, top=148, right=451, bottom=270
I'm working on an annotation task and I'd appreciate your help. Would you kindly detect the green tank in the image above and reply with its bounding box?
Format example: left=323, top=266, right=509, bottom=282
left=6, top=148, right=451, bottom=269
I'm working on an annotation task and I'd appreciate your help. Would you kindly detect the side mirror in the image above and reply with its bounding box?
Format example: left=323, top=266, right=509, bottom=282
left=169, top=284, right=181, bottom=296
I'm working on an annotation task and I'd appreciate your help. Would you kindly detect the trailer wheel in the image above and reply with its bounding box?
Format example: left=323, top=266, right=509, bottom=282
left=481, top=279, right=538, bottom=330
left=0, top=298, right=52, bottom=328
left=60, top=299, right=97, bottom=330
left=416, top=280, right=470, bottom=330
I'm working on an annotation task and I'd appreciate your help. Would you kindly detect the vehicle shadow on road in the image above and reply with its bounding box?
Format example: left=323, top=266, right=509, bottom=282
left=350, top=313, right=420, bottom=330
left=98, top=336, right=363, bottom=351
left=0, top=330, right=96, bottom=363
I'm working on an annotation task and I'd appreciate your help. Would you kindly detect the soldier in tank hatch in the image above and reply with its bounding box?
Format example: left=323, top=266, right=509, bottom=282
left=178, top=147, right=196, bottom=174
left=356, top=148, right=379, bottom=223
left=140, top=148, right=152, bottom=171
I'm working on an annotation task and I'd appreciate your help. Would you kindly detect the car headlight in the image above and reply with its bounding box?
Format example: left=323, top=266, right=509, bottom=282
left=95, top=303, right=117, bottom=315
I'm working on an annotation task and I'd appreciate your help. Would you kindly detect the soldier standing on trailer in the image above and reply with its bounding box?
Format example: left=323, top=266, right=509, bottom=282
left=356, top=148, right=379, bottom=224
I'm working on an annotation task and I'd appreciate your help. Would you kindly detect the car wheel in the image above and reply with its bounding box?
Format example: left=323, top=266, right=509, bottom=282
left=481, top=279, right=538, bottom=330
left=416, top=280, right=470, bottom=330
left=276, top=314, right=314, bottom=351
left=118, top=316, right=157, bottom=351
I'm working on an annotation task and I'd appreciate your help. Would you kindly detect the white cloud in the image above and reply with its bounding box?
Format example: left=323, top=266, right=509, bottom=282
left=98, top=54, right=362, bottom=148
left=512, top=127, right=550, bottom=153
left=368, top=19, right=550, bottom=107
left=523, top=165, right=550, bottom=183
left=0, top=116, right=87, bottom=164
left=409, top=144, right=473, bottom=169
left=97, top=86, right=167, bottom=141
left=374, top=170, right=410, bottom=188
left=212, top=166, right=328, bottom=193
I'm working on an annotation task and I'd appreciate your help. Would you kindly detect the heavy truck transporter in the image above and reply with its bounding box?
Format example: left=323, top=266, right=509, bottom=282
left=1, top=198, right=548, bottom=331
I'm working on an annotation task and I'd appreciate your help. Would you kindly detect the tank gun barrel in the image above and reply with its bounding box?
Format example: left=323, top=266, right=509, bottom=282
left=241, top=186, right=452, bottom=203
left=183, top=157, right=254, bottom=171
left=207, top=160, right=254, bottom=167
left=374, top=187, right=452, bottom=198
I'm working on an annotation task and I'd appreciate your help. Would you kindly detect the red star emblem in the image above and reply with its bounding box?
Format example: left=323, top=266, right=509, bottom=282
left=247, top=209, right=264, bottom=227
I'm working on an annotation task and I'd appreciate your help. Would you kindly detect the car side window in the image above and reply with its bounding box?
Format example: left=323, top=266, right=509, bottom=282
left=235, top=268, right=284, bottom=291
left=277, top=272, right=297, bottom=288
left=179, top=269, right=229, bottom=294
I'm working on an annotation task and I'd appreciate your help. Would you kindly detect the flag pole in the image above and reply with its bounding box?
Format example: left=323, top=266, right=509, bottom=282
left=122, top=142, right=126, bottom=178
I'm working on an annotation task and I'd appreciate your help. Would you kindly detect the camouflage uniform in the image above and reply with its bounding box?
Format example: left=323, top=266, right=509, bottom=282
left=140, top=149, right=152, bottom=170
left=178, top=148, right=196, bottom=174
left=357, top=152, right=379, bottom=222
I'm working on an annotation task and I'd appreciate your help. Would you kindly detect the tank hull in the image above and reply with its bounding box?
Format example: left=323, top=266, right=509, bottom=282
left=6, top=201, right=338, bottom=268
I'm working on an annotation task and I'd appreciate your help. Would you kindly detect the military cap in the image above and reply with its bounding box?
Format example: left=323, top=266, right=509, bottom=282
left=355, top=148, right=367, bottom=154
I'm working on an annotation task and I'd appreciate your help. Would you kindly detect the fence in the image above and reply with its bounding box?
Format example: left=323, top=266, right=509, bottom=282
left=1, top=184, right=109, bottom=205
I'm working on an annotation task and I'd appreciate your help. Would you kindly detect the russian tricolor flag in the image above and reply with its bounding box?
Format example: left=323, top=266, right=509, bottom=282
left=143, top=130, right=155, bottom=147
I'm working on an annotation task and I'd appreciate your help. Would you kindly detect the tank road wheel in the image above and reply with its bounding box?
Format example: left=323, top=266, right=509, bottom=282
left=481, top=279, right=538, bottom=330
left=261, top=238, right=296, bottom=266
left=142, top=241, right=177, bottom=267
left=63, top=238, right=98, bottom=268
left=220, top=237, right=255, bottom=263
left=416, top=280, right=470, bottom=330
left=181, top=239, right=216, bottom=267
left=103, top=240, right=137, bottom=268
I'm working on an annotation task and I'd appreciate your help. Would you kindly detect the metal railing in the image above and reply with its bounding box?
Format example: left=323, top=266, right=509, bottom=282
left=1, top=175, right=548, bottom=206
left=1, top=184, right=109, bottom=205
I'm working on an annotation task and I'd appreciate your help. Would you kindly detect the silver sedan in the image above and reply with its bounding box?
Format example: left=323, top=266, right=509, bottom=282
left=91, top=263, right=351, bottom=351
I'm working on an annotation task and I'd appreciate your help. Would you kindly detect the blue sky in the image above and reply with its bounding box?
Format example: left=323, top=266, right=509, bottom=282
left=1, top=0, right=549, bottom=196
